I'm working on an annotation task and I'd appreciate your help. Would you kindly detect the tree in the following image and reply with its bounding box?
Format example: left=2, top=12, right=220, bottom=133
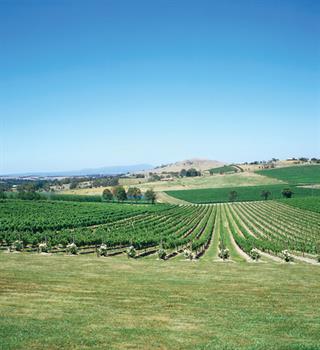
left=261, top=190, right=271, bottom=200
left=16, top=182, right=41, bottom=200
left=0, top=189, right=6, bottom=199
left=229, top=190, right=238, bottom=202
left=186, top=168, right=200, bottom=177
left=69, top=181, right=78, bottom=190
left=127, top=187, right=142, bottom=202
left=282, top=188, right=293, bottom=199
left=0, top=184, right=7, bottom=199
left=102, top=188, right=113, bottom=201
left=145, top=189, right=157, bottom=204
left=113, top=186, right=127, bottom=202
left=180, top=169, right=187, bottom=177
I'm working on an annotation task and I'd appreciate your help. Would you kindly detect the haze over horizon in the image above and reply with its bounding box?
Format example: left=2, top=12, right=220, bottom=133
left=1, top=0, right=319, bottom=174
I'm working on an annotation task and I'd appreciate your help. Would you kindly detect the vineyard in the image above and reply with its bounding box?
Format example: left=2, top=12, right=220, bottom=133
left=1, top=199, right=319, bottom=263
left=278, top=196, right=320, bottom=213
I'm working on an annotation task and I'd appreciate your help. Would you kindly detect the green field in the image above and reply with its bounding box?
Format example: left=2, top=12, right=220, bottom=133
left=166, top=184, right=320, bottom=204
left=255, top=165, right=320, bottom=184
left=1, top=253, right=320, bottom=350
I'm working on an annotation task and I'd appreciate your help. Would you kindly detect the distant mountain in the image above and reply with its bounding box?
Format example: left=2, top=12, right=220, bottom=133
left=1, top=164, right=154, bottom=177
left=149, top=158, right=225, bottom=174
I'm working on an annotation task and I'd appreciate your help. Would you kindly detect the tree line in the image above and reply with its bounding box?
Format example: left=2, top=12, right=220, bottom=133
left=103, top=187, right=157, bottom=204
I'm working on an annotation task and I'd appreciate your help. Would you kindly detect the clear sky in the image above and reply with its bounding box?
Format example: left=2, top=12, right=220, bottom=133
left=1, top=0, right=319, bottom=174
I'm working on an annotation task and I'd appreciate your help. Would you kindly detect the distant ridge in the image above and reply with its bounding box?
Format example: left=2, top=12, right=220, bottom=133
left=1, top=164, right=154, bottom=177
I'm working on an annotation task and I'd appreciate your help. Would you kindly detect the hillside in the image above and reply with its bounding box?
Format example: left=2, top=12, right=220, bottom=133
left=149, top=158, right=225, bottom=174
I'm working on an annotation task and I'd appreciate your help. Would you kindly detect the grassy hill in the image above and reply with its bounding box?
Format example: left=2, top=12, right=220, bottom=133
left=166, top=184, right=320, bottom=203
left=255, top=165, right=320, bottom=184
left=149, top=158, right=225, bottom=173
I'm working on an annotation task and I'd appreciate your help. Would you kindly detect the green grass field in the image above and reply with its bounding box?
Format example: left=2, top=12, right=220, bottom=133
left=1, top=253, right=320, bottom=350
left=166, top=184, right=320, bottom=203
left=255, top=165, right=320, bottom=184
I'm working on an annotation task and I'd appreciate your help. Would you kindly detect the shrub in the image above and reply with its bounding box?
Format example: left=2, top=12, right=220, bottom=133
left=249, top=248, right=261, bottom=261
left=10, top=240, right=23, bottom=252
left=183, top=248, right=193, bottom=260
left=66, top=242, right=78, bottom=255
left=98, top=243, right=108, bottom=257
left=38, top=242, right=49, bottom=253
left=282, top=250, right=294, bottom=262
left=218, top=248, right=230, bottom=260
left=126, top=246, right=136, bottom=258
left=157, top=248, right=166, bottom=260
left=218, top=241, right=230, bottom=260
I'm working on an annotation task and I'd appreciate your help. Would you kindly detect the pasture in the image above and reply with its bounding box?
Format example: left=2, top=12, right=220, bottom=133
left=255, top=165, right=320, bottom=184
left=166, top=184, right=320, bottom=204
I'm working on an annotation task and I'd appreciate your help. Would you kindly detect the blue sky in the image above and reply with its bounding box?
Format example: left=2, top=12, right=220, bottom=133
left=1, top=0, right=319, bottom=174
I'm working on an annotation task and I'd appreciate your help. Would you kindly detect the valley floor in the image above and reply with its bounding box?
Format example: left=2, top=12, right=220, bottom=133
left=1, top=252, right=319, bottom=350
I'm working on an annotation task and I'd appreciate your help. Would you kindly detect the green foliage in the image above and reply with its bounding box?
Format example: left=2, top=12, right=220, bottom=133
left=102, top=189, right=113, bottom=201
left=209, top=165, right=237, bottom=175
left=282, top=188, right=293, bottom=198
left=157, top=248, right=166, bottom=260
left=179, top=169, right=187, bottom=177
left=127, top=187, right=142, bottom=202
left=126, top=246, right=136, bottom=258
left=183, top=248, right=193, bottom=260
left=38, top=242, right=50, bottom=253
left=113, top=186, right=127, bottom=202
left=249, top=248, right=261, bottom=261
left=186, top=168, right=201, bottom=177
left=92, top=177, right=119, bottom=187
left=145, top=189, right=157, bottom=204
left=10, top=240, right=23, bottom=252
left=66, top=242, right=78, bottom=255
left=256, top=165, right=320, bottom=184
left=260, top=190, right=271, bottom=200
left=281, top=250, right=294, bottom=262
left=69, top=181, right=78, bottom=190
left=229, top=190, right=238, bottom=202
left=218, top=245, right=230, bottom=260
left=98, top=243, right=108, bottom=256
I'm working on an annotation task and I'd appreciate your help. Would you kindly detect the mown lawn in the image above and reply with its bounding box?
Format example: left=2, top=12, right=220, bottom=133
left=0, top=253, right=319, bottom=350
